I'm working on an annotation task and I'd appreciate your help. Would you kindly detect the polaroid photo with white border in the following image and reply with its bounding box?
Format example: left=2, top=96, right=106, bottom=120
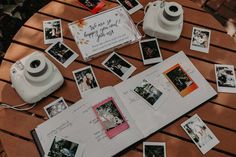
left=143, top=142, right=166, bottom=157
left=73, top=66, right=100, bottom=98
left=133, top=79, right=167, bottom=110
left=190, top=27, right=211, bottom=53
left=92, top=97, right=129, bottom=139
left=46, top=136, right=84, bottom=157
left=139, top=38, right=163, bottom=65
left=102, top=52, right=136, bottom=80
left=44, top=97, right=68, bottom=118
left=215, top=64, right=236, bottom=93
left=116, top=0, right=143, bottom=14
left=45, top=41, right=78, bottom=68
left=163, top=63, right=198, bottom=97
left=181, top=114, right=219, bottom=154
left=43, top=19, right=63, bottom=45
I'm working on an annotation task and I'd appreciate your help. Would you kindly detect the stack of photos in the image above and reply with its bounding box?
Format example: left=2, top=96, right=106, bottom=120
left=181, top=114, right=219, bottom=154
left=43, top=19, right=63, bottom=45
left=47, top=136, right=83, bottom=157
left=139, top=38, right=163, bottom=65
left=45, top=41, right=78, bottom=68
left=215, top=64, right=236, bottom=93
left=92, top=97, right=129, bottom=139
left=163, top=64, right=198, bottom=97
left=133, top=79, right=166, bottom=110
left=190, top=27, right=211, bottom=53
left=116, top=0, right=143, bottom=14
left=143, top=142, right=166, bottom=157
left=73, top=66, right=100, bottom=97
left=102, top=52, right=136, bottom=80
left=44, top=97, right=68, bottom=118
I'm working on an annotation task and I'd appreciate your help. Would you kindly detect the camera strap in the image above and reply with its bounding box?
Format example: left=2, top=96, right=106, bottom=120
left=0, top=102, right=37, bottom=111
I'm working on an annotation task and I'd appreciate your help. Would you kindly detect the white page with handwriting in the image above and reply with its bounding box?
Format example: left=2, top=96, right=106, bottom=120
left=114, top=51, right=217, bottom=137
left=36, top=87, right=143, bottom=157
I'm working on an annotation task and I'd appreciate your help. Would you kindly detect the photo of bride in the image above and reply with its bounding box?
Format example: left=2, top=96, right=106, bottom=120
left=73, top=66, right=100, bottom=97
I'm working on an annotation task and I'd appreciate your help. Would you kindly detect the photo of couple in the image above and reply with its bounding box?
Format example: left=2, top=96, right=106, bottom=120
left=44, top=20, right=62, bottom=40
left=134, top=79, right=163, bottom=106
left=96, top=99, right=124, bottom=131
left=74, top=67, right=98, bottom=93
left=104, top=53, right=131, bottom=77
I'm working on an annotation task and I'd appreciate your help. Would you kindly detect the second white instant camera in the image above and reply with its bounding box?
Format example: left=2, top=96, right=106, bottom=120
left=10, top=51, right=64, bottom=103
left=143, top=1, right=184, bottom=41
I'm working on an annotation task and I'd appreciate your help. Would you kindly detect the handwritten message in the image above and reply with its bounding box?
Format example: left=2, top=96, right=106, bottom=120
left=84, top=19, right=121, bottom=43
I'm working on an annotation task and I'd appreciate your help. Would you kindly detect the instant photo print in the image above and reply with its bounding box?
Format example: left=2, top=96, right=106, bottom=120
left=181, top=114, right=219, bottom=154
left=133, top=79, right=166, bottom=110
left=73, top=66, right=100, bottom=97
left=77, top=0, right=105, bottom=13
left=190, top=27, right=211, bottom=53
left=46, top=136, right=84, bottom=157
left=44, top=97, right=68, bottom=118
left=102, top=52, right=136, bottom=80
left=43, top=19, right=63, bottom=45
left=116, top=0, right=143, bottom=14
left=92, top=97, right=129, bottom=139
left=139, top=38, right=163, bottom=65
left=164, top=64, right=198, bottom=97
left=215, top=64, right=236, bottom=93
left=143, top=142, right=166, bottom=157
left=45, top=41, right=78, bottom=68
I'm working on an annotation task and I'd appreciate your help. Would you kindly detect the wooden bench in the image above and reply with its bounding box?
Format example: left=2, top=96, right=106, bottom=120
left=0, top=0, right=236, bottom=156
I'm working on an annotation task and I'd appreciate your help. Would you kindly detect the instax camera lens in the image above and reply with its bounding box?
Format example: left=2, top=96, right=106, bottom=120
left=30, top=60, right=41, bottom=68
left=169, top=6, right=178, bottom=12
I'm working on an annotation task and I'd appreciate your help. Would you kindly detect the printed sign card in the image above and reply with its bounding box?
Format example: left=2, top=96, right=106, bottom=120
left=68, top=6, right=141, bottom=61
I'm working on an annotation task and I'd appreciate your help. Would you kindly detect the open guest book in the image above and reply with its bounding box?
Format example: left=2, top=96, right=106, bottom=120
left=32, top=51, right=217, bottom=157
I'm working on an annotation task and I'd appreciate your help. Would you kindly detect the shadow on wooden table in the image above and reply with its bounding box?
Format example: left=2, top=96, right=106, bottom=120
left=0, top=138, right=8, bottom=157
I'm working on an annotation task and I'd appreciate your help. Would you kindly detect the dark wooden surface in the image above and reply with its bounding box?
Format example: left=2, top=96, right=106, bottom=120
left=0, top=0, right=236, bottom=156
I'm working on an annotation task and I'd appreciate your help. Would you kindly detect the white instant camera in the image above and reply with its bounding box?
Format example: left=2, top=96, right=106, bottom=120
left=143, top=1, right=184, bottom=41
left=10, top=52, right=64, bottom=103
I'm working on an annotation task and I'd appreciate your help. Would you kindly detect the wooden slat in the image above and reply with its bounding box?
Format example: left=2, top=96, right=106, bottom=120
left=137, top=133, right=231, bottom=157
left=10, top=26, right=231, bottom=84
left=188, top=102, right=236, bottom=131
left=210, top=82, right=236, bottom=109
left=23, top=12, right=236, bottom=72
left=55, top=0, right=118, bottom=11
left=39, top=1, right=225, bottom=33
left=25, top=12, right=236, bottom=53
left=120, top=150, right=142, bottom=157
left=182, top=23, right=236, bottom=51
left=163, top=116, right=236, bottom=155
left=12, top=26, right=148, bottom=76
left=0, top=131, right=40, bottom=157
left=0, top=108, right=43, bottom=139
left=8, top=26, right=236, bottom=110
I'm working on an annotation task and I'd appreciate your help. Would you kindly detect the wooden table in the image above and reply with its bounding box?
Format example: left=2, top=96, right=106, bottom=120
left=0, top=0, right=236, bottom=156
